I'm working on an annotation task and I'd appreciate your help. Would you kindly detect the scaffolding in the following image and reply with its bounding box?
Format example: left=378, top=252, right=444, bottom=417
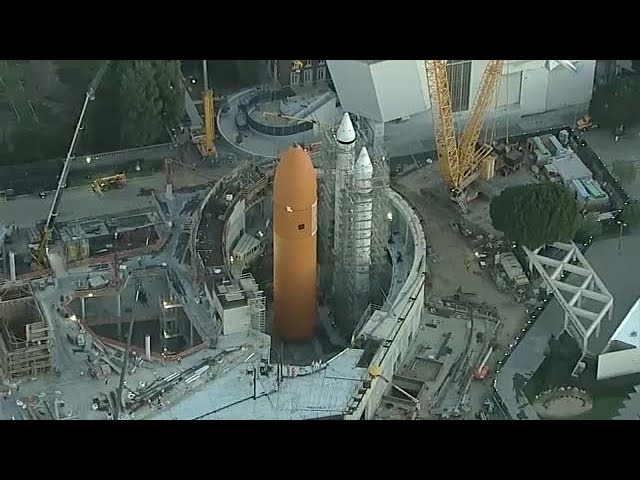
left=317, top=123, right=390, bottom=336
left=239, top=273, right=266, bottom=333
left=0, top=282, right=52, bottom=381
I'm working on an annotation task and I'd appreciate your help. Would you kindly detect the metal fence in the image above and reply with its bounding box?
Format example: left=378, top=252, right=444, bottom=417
left=0, top=142, right=175, bottom=195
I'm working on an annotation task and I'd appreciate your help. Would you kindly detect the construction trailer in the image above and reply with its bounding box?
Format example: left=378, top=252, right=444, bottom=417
left=0, top=282, right=52, bottom=381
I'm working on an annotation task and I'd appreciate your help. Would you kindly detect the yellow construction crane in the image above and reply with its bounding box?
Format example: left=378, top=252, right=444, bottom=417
left=424, top=60, right=504, bottom=204
left=193, top=60, right=216, bottom=158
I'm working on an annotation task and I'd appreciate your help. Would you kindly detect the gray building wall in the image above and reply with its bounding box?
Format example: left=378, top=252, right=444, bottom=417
left=328, top=60, right=596, bottom=157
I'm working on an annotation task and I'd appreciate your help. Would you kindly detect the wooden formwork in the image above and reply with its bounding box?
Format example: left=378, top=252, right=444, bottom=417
left=0, top=283, right=51, bottom=381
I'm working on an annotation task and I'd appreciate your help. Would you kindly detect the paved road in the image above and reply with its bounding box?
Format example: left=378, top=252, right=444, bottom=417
left=0, top=165, right=232, bottom=228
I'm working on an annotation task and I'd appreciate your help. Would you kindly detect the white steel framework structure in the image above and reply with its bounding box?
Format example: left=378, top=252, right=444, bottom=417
left=523, top=242, right=614, bottom=357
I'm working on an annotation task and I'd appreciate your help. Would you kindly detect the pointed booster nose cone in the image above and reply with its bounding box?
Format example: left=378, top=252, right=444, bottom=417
left=336, top=113, right=356, bottom=144
left=355, top=147, right=373, bottom=174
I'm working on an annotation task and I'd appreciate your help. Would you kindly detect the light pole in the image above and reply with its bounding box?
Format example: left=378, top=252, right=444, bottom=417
left=617, top=220, right=628, bottom=252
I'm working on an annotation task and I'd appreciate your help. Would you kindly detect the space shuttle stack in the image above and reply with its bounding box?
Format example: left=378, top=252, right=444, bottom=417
left=351, top=147, right=374, bottom=313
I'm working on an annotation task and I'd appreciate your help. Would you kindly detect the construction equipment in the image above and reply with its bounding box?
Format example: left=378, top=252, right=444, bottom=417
left=424, top=60, right=504, bottom=209
left=33, top=61, right=111, bottom=269
left=91, top=173, right=126, bottom=193
left=192, top=60, right=216, bottom=159
left=576, top=115, right=597, bottom=132
left=66, top=332, right=86, bottom=348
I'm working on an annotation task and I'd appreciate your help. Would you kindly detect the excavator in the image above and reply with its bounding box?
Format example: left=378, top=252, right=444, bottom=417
left=33, top=61, right=112, bottom=269
left=423, top=60, right=504, bottom=211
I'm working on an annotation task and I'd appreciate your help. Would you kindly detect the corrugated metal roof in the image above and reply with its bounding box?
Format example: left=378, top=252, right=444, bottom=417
left=153, top=348, right=367, bottom=420
left=552, top=152, right=592, bottom=182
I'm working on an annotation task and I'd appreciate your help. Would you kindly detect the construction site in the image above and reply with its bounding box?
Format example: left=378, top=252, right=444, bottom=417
left=0, top=282, right=51, bottom=381
left=0, top=59, right=617, bottom=420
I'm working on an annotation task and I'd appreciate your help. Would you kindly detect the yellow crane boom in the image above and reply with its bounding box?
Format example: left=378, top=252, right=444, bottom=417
left=201, top=88, right=216, bottom=156
left=193, top=60, right=215, bottom=158
left=457, top=60, right=504, bottom=184
left=424, top=60, right=504, bottom=197
left=424, top=60, right=461, bottom=188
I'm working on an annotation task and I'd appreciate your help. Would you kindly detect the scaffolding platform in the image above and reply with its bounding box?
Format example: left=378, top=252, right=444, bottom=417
left=0, top=282, right=52, bottom=381
left=316, top=123, right=391, bottom=334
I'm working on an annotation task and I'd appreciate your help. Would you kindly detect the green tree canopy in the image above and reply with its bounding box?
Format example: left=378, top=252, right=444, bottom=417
left=489, top=183, right=579, bottom=249
left=621, top=200, right=640, bottom=227
left=611, top=160, right=637, bottom=186
left=118, top=60, right=184, bottom=148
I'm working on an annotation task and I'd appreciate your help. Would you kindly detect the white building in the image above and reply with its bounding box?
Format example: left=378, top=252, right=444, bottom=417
left=327, top=60, right=597, bottom=157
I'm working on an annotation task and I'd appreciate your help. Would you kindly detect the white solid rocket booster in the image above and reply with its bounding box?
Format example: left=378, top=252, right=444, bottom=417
left=334, top=112, right=357, bottom=251
left=352, top=146, right=374, bottom=307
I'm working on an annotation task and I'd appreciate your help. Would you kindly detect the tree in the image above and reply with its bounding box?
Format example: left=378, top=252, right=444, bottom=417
left=490, top=183, right=579, bottom=249
left=611, top=160, right=637, bottom=186
left=118, top=60, right=184, bottom=148
left=621, top=201, right=640, bottom=227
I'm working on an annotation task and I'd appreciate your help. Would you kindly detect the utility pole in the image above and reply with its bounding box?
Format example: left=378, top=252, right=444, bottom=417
left=114, top=284, right=143, bottom=420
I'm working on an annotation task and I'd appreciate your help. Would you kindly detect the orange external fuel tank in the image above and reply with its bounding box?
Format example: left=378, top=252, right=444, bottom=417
left=273, top=146, right=318, bottom=341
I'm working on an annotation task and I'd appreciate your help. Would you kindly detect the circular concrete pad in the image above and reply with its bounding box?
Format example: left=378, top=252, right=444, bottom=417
left=533, top=386, right=593, bottom=419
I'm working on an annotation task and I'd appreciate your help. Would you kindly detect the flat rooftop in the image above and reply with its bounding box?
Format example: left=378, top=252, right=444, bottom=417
left=154, top=348, right=368, bottom=420
left=58, top=209, right=160, bottom=242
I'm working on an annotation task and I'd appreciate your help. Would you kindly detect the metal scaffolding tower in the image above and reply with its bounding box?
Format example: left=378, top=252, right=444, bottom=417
left=317, top=120, right=390, bottom=337
left=239, top=273, right=266, bottom=333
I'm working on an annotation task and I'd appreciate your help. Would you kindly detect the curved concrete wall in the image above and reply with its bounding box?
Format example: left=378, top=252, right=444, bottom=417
left=345, top=188, right=427, bottom=420
left=193, top=167, right=427, bottom=420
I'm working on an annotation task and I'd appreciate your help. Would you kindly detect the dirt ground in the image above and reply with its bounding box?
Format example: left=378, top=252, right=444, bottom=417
left=393, top=168, right=530, bottom=415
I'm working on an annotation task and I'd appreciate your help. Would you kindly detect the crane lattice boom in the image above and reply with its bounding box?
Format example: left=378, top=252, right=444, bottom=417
left=424, top=60, right=504, bottom=195
left=424, top=60, right=460, bottom=188
left=457, top=60, right=504, bottom=182
left=35, top=60, right=111, bottom=268
left=202, top=88, right=216, bottom=156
